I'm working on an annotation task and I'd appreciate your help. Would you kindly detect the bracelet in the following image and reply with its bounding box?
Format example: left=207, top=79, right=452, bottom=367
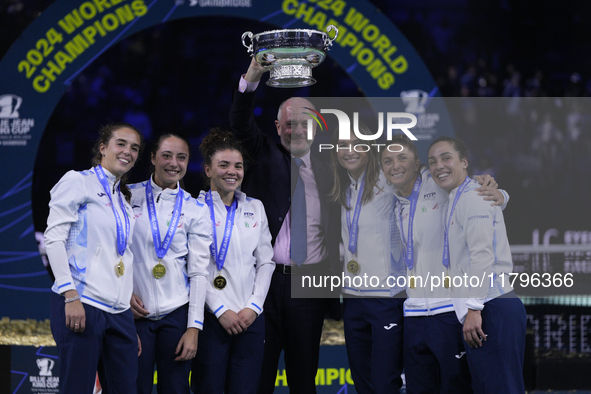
left=64, top=295, right=80, bottom=303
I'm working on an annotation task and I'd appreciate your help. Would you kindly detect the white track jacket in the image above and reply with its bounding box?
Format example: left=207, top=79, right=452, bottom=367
left=197, top=190, right=275, bottom=319
left=445, top=180, right=514, bottom=323
left=45, top=167, right=136, bottom=313
left=129, top=178, right=211, bottom=330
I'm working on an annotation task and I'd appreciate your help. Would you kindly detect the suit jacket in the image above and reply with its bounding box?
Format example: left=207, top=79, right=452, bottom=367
left=229, top=86, right=341, bottom=281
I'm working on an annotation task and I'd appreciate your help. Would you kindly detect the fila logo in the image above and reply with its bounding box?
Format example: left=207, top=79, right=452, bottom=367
left=384, top=323, right=398, bottom=330
left=455, top=351, right=466, bottom=359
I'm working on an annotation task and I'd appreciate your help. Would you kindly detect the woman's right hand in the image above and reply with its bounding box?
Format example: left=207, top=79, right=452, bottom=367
left=219, top=310, right=248, bottom=335
left=63, top=290, right=85, bottom=333
left=130, top=293, right=149, bottom=319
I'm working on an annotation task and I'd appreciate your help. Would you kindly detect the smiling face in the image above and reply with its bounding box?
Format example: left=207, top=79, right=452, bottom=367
left=205, top=149, right=244, bottom=201
left=428, top=141, right=468, bottom=192
left=337, top=137, right=369, bottom=181
left=99, top=127, right=141, bottom=179
left=380, top=144, right=420, bottom=197
left=151, top=136, right=189, bottom=189
left=275, top=97, right=316, bottom=158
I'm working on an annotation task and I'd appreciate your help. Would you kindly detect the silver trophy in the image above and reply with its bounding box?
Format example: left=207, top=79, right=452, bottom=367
left=242, top=26, right=338, bottom=88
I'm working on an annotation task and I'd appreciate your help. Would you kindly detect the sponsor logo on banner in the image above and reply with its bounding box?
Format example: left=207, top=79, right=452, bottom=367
left=400, top=89, right=440, bottom=141
left=29, top=358, right=59, bottom=392
left=187, top=0, right=252, bottom=6
left=0, top=94, right=35, bottom=147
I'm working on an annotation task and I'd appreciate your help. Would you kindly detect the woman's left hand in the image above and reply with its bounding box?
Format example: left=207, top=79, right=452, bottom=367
left=174, top=328, right=199, bottom=361
left=476, top=185, right=505, bottom=206
left=463, top=309, right=487, bottom=348
left=238, top=308, right=257, bottom=328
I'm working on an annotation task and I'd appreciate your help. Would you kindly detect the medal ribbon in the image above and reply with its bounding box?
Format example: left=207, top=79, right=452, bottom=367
left=205, top=191, right=237, bottom=271
left=145, top=181, right=184, bottom=260
left=346, top=172, right=366, bottom=256
left=95, top=165, right=130, bottom=257
left=396, top=174, right=422, bottom=271
left=442, top=176, right=472, bottom=269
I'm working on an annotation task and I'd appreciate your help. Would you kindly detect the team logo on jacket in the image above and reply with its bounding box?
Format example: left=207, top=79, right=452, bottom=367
left=422, top=192, right=436, bottom=201
left=244, top=212, right=254, bottom=219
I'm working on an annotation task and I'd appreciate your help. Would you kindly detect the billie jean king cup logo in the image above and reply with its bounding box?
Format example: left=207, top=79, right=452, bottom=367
left=0, top=94, right=22, bottom=118
left=37, top=358, right=55, bottom=376
left=302, top=108, right=418, bottom=152
left=400, top=90, right=430, bottom=114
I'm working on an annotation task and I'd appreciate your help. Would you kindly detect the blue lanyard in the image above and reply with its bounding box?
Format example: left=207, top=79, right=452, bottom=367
left=397, top=174, right=422, bottom=271
left=443, top=176, right=472, bottom=269
left=205, top=191, right=237, bottom=271
left=346, top=172, right=366, bottom=256
left=145, top=181, right=184, bottom=260
left=95, top=165, right=130, bottom=257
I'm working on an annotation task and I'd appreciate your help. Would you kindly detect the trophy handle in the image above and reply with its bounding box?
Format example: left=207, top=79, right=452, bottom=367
left=241, top=31, right=254, bottom=55
left=325, top=25, right=339, bottom=49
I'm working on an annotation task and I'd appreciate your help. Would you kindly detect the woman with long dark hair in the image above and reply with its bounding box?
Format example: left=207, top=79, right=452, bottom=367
left=191, top=128, right=275, bottom=394
left=381, top=134, right=507, bottom=394
left=329, top=123, right=406, bottom=394
left=428, top=136, right=526, bottom=394
left=45, top=123, right=144, bottom=393
left=129, top=132, right=211, bottom=393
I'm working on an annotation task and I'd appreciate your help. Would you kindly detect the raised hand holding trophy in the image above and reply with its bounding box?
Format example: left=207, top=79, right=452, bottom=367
left=241, top=25, right=338, bottom=88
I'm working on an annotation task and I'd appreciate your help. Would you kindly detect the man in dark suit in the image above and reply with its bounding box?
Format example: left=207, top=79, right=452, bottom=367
left=230, top=58, right=340, bottom=394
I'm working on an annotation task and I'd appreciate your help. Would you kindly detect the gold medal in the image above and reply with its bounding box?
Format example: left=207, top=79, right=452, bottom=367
left=346, top=259, right=360, bottom=274
left=116, top=259, right=125, bottom=277
left=153, top=260, right=166, bottom=279
left=409, top=276, right=415, bottom=289
left=213, top=275, right=227, bottom=290
left=444, top=274, right=451, bottom=289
